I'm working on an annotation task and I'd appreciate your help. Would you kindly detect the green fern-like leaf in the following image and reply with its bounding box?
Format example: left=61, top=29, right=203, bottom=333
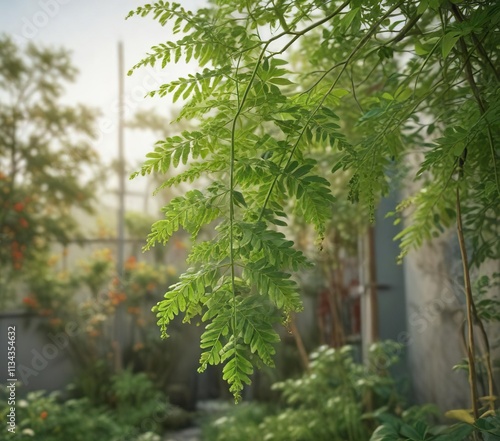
left=199, top=297, right=232, bottom=369
left=153, top=264, right=220, bottom=337
left=236, top=295, right=281, bottom=367
left=151, top=66, right=230, bottom=103
left=243, top=259, right=303, bottom=312
left=221, top=339, right=253, bottom=403
left=145, top=186, right=224, bottom=249
left=133, top=131, right=211, bottom=177
left=237, top=221, right=312, bottom=271
left=280, top=159, right=336, bottom=235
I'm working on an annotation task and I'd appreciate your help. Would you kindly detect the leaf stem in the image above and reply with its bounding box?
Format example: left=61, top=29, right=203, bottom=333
left=229, top=43, right=269, bottom=332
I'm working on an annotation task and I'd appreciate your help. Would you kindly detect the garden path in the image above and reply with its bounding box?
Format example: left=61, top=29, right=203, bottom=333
left=163, top=427, right=202, bottom=441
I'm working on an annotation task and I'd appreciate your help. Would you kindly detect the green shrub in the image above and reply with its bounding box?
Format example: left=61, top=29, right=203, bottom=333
left=0, top=370, right=185, bottom=440
left=109, top=368, right=172, bottom=431
left=204, top=341, right=408, bottom=441
left=203, top=402, right=274, bottom=441
left=0, top=388, right=126, bottom=441
left=371, top=408, right=500, bottom=440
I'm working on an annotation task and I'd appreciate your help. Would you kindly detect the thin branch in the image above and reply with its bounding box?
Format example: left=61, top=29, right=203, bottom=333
left=451, top=4, right=500, bottom=82
left=348, top=66, right=364, bottom=113
left=456, top=185, right=479, bottom=420
left=472, top=302, right=497, bottom=412
left=234, top=0, right=350, bottom=59
left=455, top=20, right=500, bottom=200
left=259, top=1, right=404, bottom=220
left=386, top=13, right=422, bottom=45
left=302, top=1, right=404, bottom=96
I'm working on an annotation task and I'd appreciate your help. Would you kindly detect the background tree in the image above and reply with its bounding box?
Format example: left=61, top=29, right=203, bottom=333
left=0, top=35, right=101, bottom=306
left=127, top=0, right=500, bottom=410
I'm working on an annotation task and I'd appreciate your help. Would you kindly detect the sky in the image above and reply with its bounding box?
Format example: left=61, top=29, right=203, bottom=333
left=0, top=0, right=206, bottom=212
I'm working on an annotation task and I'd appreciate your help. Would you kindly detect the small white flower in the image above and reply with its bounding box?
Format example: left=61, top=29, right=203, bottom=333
left=214, top=416, right=228, bottom=426
left=137, top=433, right=161, bottom=441
left=22, top=428, right=35, bottom=436
left=18, top=399, right=29, bottom=408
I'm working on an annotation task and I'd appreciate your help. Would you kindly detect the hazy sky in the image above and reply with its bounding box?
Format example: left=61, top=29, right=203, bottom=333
left=0, top=0, right=206, bottom=210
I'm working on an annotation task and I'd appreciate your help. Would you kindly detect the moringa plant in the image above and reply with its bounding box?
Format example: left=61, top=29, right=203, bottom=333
left=127, top=0, right=500, bottom=406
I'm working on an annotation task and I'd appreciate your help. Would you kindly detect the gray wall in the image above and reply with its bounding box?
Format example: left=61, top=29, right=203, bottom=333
left=375, top=194, right=407, bottom=343
left=0, top=313, right=75, bottom=396
left=403, top=234, right=470, bottom=410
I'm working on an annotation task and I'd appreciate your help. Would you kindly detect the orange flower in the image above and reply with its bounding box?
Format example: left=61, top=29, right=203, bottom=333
left=19, top=218, right=29, bottom=228
left=127, top=306, right=140, bottom=315
left=146, top=282, right=157, bottom=292
left=40, top=411, right=48, bottom=420
left=124, top=256, right=137, bottom=270
left=109, top=291, right=126, bottom=305
left=13, top=202, right=24, bottom=212
left=49, top=318, right=62, bottom=327
left=22, top=297, right=38, bottom=308
left=11, top=250, right=23, bottom=260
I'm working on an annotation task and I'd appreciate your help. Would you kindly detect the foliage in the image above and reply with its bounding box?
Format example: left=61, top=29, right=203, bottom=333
left=0, top=382, right=178, bottom=440
left=109, top=369, right=172, bottom=433
left=204, top=343, right=500, bottom=441
left=370, top=410, right=500, bottom=441
left=203, top=402, right=275, bottom=441
left=0, top=35, right=101, bottom=306
left=204, top=341, right=415, bottom=441
left=473, top=273, right=500, bottom=323
left=0, top=388, right=127, bottom=441
left=19, top=247, right=178, bottom=409
left=261, top=343, right=404, bottom=441
left=128, top=0, right=500, bottom=400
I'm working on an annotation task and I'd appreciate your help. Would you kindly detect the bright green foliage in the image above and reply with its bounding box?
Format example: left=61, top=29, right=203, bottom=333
left=128, top=0, right=500, bottom=399
left=203, top=402, right=275, bottom=441
left=0, top=376, right=175, bottom=441
left=370, top=410, right=500, bottom=440
left=260, top=345, right=394, bottom=441
left=204, top=342, right=412, bottom=441
left=110, top=369, right=171, bottom=432
left=0, top=389, right=127, bottom=441
left=204, top=342, right=500, bottom=440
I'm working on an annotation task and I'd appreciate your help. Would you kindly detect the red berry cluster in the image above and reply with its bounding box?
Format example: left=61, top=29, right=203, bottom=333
left=1, top=175, right=34, bottom=270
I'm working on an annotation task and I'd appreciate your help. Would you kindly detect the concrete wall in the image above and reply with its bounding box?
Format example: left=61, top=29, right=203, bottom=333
left=0, top=313, right=75, bottom=395
left=404, top=234, right=500, bottom=411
